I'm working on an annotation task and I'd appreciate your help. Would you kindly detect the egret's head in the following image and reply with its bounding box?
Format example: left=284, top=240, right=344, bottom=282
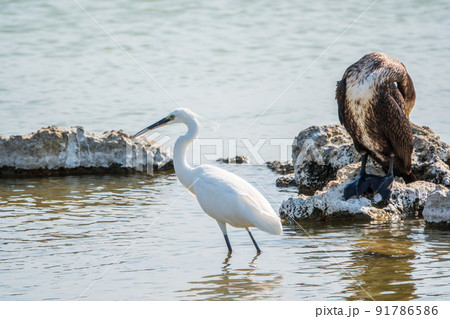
left=132, top=108, right=198, bottom=138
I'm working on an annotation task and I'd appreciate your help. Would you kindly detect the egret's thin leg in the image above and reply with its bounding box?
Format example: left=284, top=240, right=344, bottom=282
left=246, top=228, right=261, bottom=254
left=223, top=234, right=232, bottom=253
left=217, top=221, right=232, bottom=253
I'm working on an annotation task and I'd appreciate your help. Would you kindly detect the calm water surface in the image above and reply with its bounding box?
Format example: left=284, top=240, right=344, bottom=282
left=1, top=0, right=449, bottom=300
left=1, top=165, right=449, bottom=300
left=1, top=0, right=449, bottom=146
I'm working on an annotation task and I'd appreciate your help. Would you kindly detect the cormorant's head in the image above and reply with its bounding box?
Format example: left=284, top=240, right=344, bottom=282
left=399, top=73, right=416, bottom=115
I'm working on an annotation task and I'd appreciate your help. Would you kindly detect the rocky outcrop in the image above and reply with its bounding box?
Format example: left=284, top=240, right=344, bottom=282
left=275, top=174, right=297, bottom=187
left=422, top=189, right=450, bottom=227
left=266, top=160, right=297, bottom=187
left=280, top=163, right=448, bottom=223
left=281, top=124, right=450, bottom=223
left=292, top=125, right=358, bottom=194
left=266, top=160, right=294, bottom=175
left=216, top=155, right=250, bottom=164
left=0, top=126, right=173, bottom=177
left=292, top=124, right=450, bottom=193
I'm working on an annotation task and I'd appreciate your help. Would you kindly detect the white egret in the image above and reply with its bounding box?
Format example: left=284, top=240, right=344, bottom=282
left=133, top=108, right=282, bottom=254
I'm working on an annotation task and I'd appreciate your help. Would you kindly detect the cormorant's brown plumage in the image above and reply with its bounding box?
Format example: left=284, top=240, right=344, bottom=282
left=336, top=52, right=416, bottom=199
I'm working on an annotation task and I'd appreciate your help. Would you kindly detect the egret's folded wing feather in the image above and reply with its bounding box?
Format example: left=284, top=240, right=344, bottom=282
left=192, top=165, right=282, bottom=235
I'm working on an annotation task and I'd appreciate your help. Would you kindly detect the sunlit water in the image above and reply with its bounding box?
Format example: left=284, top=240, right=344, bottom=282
left=1, top=165, right=449, bottom=301
left=1, top=0, right=450, bottom=300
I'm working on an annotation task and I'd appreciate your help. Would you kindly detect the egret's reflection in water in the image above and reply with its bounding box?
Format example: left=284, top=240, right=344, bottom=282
left=177, top=254, right=283, bottom=300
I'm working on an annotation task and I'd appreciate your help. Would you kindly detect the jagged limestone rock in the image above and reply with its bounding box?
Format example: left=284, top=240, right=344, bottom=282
left=292, top=125, right=359, bottom=194
left=292, top=124, right=450, bottom=193
left=216, top=155, right=250, bottom=164
left=265, top=160, right=297, bottom=187
left=266, top=160, right=294, bottom=175
left=422, top=189, right=450, bottom=226
left=0, top=126, right=173, bottom=176
left=275, top=173, right=297, bottom=187
left=280, top=163, right=448, bottom=223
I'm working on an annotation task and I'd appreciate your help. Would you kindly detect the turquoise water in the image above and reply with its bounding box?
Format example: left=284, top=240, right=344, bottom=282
left=1, top=0, right=449, bottom=300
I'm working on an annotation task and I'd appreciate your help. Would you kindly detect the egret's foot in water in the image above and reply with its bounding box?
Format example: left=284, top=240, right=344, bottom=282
left=372, top=172, right=395, bottom=201
left=344, top=173, right=373, bottom=200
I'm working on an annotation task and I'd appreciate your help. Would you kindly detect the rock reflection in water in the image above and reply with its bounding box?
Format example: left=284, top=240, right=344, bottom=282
left=344, top=222, right=418, bottom=301
left=0, top=173, right=175, bottom=213
left=177, top=254, right=283, bottom=300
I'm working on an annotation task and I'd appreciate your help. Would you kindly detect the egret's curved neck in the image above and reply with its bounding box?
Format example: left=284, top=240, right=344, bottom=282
left=173, top=117, right=199, bottom=190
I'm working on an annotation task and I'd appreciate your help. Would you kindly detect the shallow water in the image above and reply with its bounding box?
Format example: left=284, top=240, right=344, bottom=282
left=1, top=165, right=449, bottom=301
left=1, top=0, right=450, bottom=300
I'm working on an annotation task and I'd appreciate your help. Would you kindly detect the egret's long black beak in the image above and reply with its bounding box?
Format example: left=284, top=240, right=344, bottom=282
left=133, top=117, right=172, bottom=139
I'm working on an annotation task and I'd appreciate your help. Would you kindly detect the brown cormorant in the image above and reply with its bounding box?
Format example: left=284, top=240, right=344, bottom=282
left=335, top=52, right=416, bottom=200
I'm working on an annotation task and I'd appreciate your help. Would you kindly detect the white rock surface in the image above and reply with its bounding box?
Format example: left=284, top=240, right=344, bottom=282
left=422, top=189, right=450, bottom=225
left=280, top=163, right=449, bottom=223
left=0, top=126, right=172, bottom=176
left=292, top=125, right=359, bottom=193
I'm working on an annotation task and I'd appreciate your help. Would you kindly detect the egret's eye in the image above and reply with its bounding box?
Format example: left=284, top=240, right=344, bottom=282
left=167, top=115, right=175, bottom=120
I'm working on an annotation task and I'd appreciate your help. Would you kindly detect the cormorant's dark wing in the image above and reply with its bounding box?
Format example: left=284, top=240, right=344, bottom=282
left=378, top=93, right=413, bottom=172
left=336, top=79, right=346, bottom=124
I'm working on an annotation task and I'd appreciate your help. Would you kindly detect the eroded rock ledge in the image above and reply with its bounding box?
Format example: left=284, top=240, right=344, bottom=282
left=281, top=124, right=450, bottom=226
left=0, top=126, right=173, bottom=177
left=216, top=155, right=250, bottom=164
left=266, top=160, right=296, bottom=187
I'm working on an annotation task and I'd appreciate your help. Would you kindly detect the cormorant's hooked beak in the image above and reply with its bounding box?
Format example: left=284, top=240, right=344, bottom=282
left=132, top=115, right=173, bottom=139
